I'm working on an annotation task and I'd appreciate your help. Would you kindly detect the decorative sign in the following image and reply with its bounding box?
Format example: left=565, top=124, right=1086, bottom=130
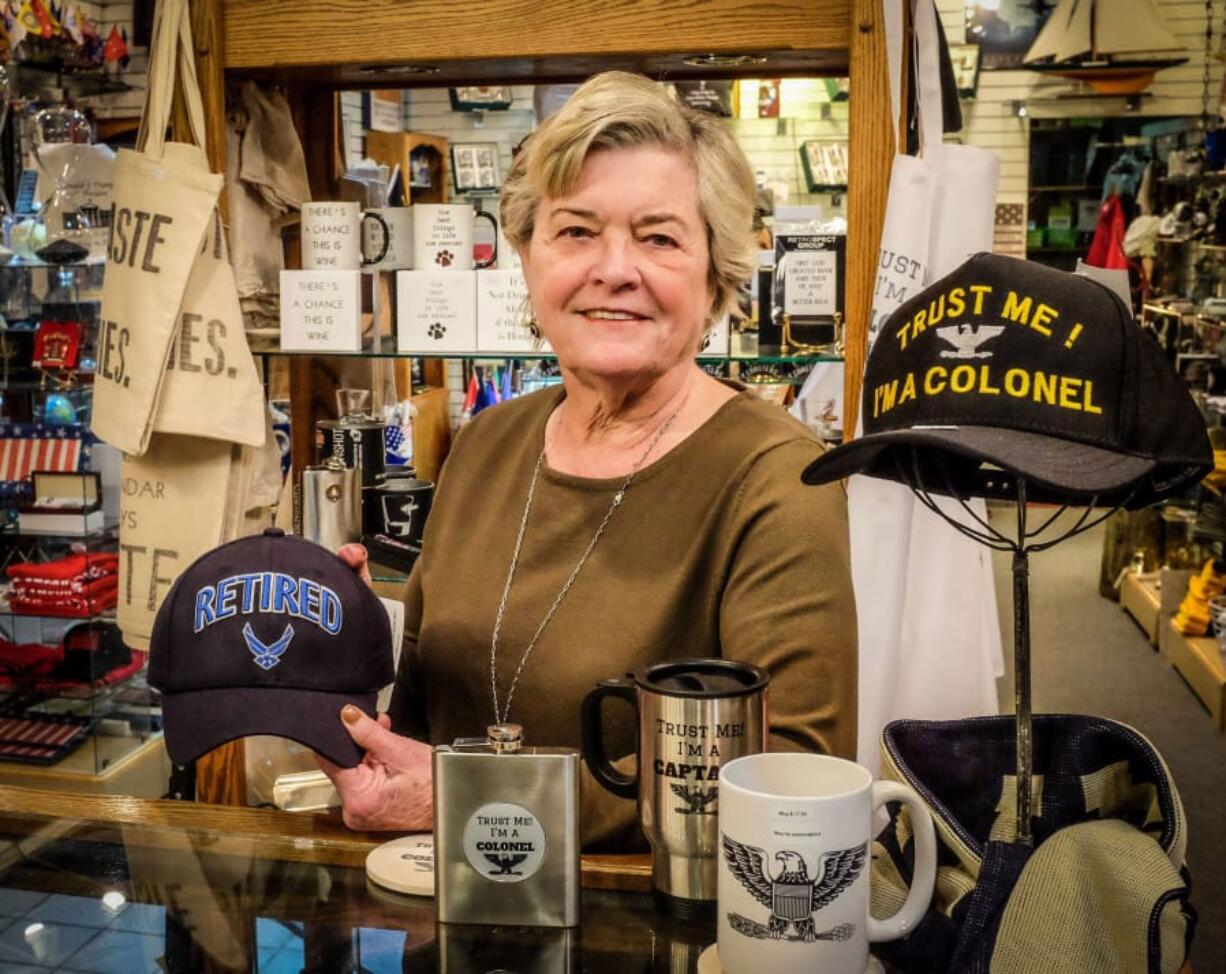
left=462, top=801, right=547, bottom=884
left=362, top=90, right=403, bottom=133
left=674, top=80, right=734, bottom=117
left=396, top=270, right=478, bottom=354
left=776, top=234, right=844, bottom=320
left=477, top=270, right=549, bottom=353
left=279, top=270, right=363, bottom=352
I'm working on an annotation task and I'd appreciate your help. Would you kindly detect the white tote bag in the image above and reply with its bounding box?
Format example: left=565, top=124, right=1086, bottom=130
left=850, top=0, right=1004, bottom=773
left=118, top=435, right=235, bottom=650
left=91, top=0, right=223, bottom=456
left=152, top=211, right=267, bottom=447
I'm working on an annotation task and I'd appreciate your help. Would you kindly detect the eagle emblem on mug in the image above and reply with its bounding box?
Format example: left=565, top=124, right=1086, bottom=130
left=722, top=834, right=866, bottom=943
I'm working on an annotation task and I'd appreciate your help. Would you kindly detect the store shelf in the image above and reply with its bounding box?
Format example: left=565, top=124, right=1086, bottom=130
left=1119, top=572, right=1160, bottom=646
left=1160, top=619, right=1226, bottom=731
left=0, top=732, right=169, bottom=797
left=1029, top=184, right=1093, bottom=194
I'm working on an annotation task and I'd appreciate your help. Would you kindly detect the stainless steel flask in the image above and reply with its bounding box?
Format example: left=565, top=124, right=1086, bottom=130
left=581, top=658, right=768, bottom=916
left=434, top=724, right=580, bottom=928
left=301, top=457, right=361, bottom=549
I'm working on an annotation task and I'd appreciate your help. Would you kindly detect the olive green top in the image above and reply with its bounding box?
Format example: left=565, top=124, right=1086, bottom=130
left=389, top=384, right=857, bottom=851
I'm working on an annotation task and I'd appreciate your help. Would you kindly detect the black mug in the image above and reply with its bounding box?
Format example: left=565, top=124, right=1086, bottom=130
left=368, top=477, right=433, bottom=544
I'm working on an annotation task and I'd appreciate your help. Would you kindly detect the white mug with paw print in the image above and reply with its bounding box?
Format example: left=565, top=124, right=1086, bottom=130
left=412, top=204, right=497, bottom=271
left=718, top=753, right=937, bottom=974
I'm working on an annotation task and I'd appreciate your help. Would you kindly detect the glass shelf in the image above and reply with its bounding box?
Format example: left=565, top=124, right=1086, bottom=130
left=253, top=333, right=843, bottom=366
left=0, top=256, right=107, bottom=271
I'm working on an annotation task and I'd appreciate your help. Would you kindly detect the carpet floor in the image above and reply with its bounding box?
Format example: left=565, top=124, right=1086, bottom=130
left=990, top=518, right=1225, bottom=970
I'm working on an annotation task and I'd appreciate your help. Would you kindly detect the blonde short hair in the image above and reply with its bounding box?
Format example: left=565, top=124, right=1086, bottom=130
left=501, top=71, right=756, bottom=326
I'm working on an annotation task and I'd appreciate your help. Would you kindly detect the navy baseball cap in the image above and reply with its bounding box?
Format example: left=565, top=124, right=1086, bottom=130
left=802, top=254, right=1212, bottom=508
left=148, top=528, right=394, bottom=767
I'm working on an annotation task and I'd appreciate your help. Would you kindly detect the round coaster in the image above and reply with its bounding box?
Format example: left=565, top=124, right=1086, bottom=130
left=365, top=833, right=435, bottom=897
left=697, top=944, right=885, bottom=973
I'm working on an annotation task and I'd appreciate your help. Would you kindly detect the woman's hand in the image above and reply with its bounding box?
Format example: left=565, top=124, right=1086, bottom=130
left=316, top=705, right=433, bottom=832
left=337, top=543, right=373, bottom=587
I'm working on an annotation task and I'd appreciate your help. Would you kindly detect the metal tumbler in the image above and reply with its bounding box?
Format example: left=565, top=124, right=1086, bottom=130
left=581, top=658, right=768, bottom=917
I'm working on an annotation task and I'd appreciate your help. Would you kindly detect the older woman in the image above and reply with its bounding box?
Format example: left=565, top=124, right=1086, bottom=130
left=320, top=71, right=855, bottom=849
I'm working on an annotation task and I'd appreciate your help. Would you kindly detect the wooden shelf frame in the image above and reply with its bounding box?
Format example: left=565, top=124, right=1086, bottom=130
left=181, top=0, right=896, bottom=804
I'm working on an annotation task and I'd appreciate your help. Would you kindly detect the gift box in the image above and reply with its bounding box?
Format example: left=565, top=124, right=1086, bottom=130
left=18, top=471, right=103, bottom=535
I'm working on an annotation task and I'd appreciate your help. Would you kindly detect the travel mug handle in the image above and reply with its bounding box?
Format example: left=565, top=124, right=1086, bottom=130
left=474, top=210, right=498, bottom=269
left=360, top=211, right=390, bottom=266
left=866, top=780, right=937, bottom=943
left=580, top=678, right=638, bottom=800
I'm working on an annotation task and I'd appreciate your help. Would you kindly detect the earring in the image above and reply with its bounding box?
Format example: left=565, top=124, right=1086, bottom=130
left=526, top=317, right=542, bottom=340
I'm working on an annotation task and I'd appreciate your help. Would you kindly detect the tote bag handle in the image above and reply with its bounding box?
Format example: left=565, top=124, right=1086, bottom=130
left=137, top=0, right=208, bottom=158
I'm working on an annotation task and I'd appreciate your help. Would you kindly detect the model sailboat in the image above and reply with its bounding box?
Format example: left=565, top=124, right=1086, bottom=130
left=1023, top=0, right=1187, bottom=95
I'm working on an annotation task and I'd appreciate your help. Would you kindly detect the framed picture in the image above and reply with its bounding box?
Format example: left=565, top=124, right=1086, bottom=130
left=967, top=0, right=1059, bottom=70
left=451, top=142, right=501, bottom=192
left=949, top=44, right=982, bottom=98
left=449, top=86, right=514, bottom=111
left=799, top=141, right=848, bottom=192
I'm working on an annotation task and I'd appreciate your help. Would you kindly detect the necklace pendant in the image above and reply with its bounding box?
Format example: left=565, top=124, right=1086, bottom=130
left=612, top=490, right=625, bottom=506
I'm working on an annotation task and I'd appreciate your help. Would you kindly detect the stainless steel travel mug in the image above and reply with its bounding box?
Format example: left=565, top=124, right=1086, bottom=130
left=581, top=658, right=768, bottom=917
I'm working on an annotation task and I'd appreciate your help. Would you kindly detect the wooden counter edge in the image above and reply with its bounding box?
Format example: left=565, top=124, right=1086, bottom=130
left=0, top=786, right=652, bottom=892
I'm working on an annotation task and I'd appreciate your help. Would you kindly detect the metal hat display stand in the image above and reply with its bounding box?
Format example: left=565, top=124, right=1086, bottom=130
left=889, top=447, right=1134, bottom=845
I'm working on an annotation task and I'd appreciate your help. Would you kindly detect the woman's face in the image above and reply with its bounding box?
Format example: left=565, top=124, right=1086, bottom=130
left=520, top=145, right=714, bottom=384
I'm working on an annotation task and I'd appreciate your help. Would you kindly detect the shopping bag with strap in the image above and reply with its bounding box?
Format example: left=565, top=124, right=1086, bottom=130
left=117, top=434, right=235, bottom=650
left=90, top=0, right=222, bottom=455
left=870, top=715, right=1194, bottom=973
left=847, top=0, right=1003, bottom=773
left=151, top=210, right=267, bottom=447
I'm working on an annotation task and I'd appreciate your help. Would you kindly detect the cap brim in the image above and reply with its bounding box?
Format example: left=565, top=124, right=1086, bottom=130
left=161, top=686, right=377, bottom=768
left=801, top=426, right=1163, bottom=506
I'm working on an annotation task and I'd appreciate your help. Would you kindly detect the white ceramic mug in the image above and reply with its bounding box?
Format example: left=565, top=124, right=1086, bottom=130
left=367, top=206, right=414, bottom=270
left=302, top=201, right=389, bottom=270
left=412, top=203, right=497, bottom=271
left=717, top=753, right=936, bottom=974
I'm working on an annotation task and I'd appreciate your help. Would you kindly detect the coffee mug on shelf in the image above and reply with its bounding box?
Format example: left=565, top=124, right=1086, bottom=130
left=717, top=753, right=936, bottom=974
left=582, top=659, right=768, bottom=916
left=412, top=203, right=497, bottom=270
left=366, top=206, right=414, bottom=271
left=302, top=201, right=389, bottom=270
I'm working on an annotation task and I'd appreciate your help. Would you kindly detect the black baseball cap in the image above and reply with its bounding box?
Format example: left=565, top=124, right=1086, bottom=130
left=148, top=528, right=394, bottom=767
left=802, top=254, right=1212, bottom=508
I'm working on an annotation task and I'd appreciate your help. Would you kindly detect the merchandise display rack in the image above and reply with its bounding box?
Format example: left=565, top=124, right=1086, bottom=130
left=0, top=257, right=165, bottom=794
left=177, top=0, right=894, bottom=805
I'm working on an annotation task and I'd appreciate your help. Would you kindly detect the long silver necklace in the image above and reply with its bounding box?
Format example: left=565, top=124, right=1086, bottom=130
left=489, top=401, right=683, bottom=724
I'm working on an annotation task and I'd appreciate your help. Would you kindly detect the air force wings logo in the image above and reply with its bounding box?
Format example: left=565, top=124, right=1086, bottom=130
left=722, top=833, right=866, bottom=943
left=243, top=623, right=294, bottom=670
left=936, top=323, right=1005, bottom=360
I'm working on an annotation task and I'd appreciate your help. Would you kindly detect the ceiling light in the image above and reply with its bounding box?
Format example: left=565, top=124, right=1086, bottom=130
left=101, top=891, right=127, bottom=912
left=682, top=53, right=768, bottom=68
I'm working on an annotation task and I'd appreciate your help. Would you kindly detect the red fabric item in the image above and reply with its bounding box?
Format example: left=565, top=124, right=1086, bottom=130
left=36, top=650, right=145, bottom=692
left=0, top=640, right=62, bottom=685
left=1086, top=195, right=1129, bottom=270
left=7, top=552, right=118, bottom=583
left=10, top=579, right=118, bottom=618
left=12, top=574, right=118, bottom=601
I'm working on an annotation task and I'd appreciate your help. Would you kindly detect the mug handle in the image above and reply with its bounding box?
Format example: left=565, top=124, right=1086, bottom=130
left=580, top=677, right=638, bottom=800
left=474, top=210, right=498, bottom=269
left=866, top=780, right=937, bottom=943
left=360, top=211, right=390, bottom=266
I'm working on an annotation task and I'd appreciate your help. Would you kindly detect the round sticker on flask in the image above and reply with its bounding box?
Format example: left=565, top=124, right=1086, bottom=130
left=462, top=801, right=547, bottom=883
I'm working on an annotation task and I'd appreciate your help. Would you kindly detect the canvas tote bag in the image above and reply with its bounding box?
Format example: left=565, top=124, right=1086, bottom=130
left=847, top=0, right=1004, bottom=774
left=118, top=434, right=235, bottom=650
left=151, top=210, right=267, bottom=446
left=92, top=0, right=220, bottom=455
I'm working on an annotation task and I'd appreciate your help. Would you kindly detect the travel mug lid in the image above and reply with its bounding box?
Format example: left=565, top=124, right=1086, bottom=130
left=636, top=658, right=768, bottom=698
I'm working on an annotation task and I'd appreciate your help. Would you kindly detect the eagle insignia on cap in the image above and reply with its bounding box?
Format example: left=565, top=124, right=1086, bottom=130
left=243, top=623, right=294, bottom=670
left=937, top=323, right=1005, bottom=360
